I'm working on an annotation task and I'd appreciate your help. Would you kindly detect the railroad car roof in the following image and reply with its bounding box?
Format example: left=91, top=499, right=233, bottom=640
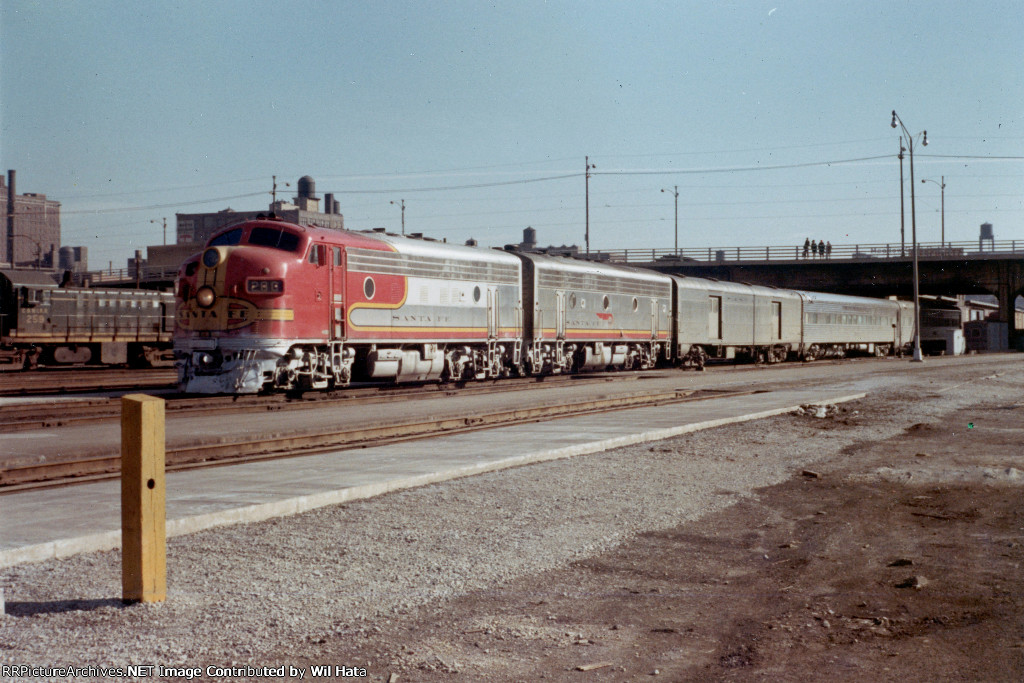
left=796, top=290, right=901, bottom=307
left=0, top=269, right=62, bottom=287
left=517, top=251, right=673, bottom=284
left=669, top=274, right=802, bottom=299
left=355, top=230, right=523, bottom=266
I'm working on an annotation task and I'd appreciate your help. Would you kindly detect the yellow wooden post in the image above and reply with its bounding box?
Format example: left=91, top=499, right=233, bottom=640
left=121, top=394, right=166, bottom=603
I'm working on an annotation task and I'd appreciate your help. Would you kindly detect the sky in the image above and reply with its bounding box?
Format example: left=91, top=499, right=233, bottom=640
left=2, top=0, right=1022, bottom=269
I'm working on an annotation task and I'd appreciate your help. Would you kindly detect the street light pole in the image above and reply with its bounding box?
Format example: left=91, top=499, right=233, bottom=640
left=390, top=199, right=405, bottom=235
left=891, top=110, right=927, bottom=363
left=661, top=186, right=679, bottom=254
left=921, top=176, right=945, bottom=248
left=151, top=218, right=167, bottom=245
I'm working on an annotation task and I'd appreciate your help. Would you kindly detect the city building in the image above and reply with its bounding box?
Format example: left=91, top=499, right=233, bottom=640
left=2, top=170, right=62, bottom=268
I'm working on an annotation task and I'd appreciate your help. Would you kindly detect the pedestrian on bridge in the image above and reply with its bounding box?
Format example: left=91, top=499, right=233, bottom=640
left=826, top=241, right=832, bottom=259
left=811, top=240, right=818, bottom=259
left=803, top=238, right=810, bottom=259
left=818, top=240, right=825, bottom=259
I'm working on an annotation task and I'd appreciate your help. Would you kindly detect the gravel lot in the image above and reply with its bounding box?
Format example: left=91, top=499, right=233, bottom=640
left=1, top=356, right=1021, bottom=681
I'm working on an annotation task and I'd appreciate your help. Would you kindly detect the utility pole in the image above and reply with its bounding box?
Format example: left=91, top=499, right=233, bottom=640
left=390, top=199, right=406, bottom=235
left=271, top=175, right=290, bottom=205
left=585, top=156, right=596, bottom=256
left=661, top=185, right=679, bottom=253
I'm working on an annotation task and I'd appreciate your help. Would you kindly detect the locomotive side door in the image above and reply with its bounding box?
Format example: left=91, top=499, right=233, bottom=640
left=329, top=246, right=346, bottom=340
left=650, top=298, right=658, bottom=339
left=555, top=291, right=566, bottom=340
left=486, top=285, right=499, bottom=339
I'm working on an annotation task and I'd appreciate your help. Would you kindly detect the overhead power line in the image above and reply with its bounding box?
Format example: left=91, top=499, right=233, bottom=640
left=58, top=191, right=268, bottom=215
left=594, top=155, right=895, bottom=177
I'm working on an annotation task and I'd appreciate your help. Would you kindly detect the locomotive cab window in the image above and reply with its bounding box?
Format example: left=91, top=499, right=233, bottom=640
left=20, top=287, right=39, bottom=308
left=208, top=227, right=243, bottom=247
left=308, top=244, right=326, bottom=265
left=249, top=227, right=302, bottom=253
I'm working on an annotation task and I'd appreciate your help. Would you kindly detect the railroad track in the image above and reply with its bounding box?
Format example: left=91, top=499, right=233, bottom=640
left=0, top=386, right=757, bottom=491
left=0, top=368, right=177, bottom=396
left=0, top=371, right=661, bottom=431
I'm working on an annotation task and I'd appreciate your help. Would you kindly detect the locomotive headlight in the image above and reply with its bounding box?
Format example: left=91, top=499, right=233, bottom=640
left=195, top=286, right=216, bottom=308
left=202, top=248, right=221, bottom=268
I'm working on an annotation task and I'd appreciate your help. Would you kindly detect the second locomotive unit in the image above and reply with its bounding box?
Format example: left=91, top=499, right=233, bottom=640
left=174, top=218, right=915, bottom=394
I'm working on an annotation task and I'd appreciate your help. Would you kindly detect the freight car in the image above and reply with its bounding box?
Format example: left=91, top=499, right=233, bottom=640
left=0, top=268, right=174, bottom=368
left=173, top=218, right=917, bottom=394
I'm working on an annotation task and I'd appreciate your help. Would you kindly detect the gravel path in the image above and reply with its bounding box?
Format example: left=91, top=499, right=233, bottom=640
left=1, top=358, right=1021, bottom=680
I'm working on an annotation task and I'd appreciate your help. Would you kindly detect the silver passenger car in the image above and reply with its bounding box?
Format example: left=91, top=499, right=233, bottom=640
left=798, top=291, right=908, bottom=358
left=670, top=276, right=802, bottom=364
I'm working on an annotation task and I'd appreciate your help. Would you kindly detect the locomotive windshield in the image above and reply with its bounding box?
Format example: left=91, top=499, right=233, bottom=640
left=208, top=227, right=243, bottom=247
left=248, top=227, right=302, bottom=252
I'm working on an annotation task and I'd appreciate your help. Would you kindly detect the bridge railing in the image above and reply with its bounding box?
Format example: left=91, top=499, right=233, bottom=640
left=81, top=265, right=181, bottom=286
left=603, top=239, right=1023, bottom=265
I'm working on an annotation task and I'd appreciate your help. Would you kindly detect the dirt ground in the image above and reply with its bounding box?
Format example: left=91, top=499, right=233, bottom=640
left=291, top=393, right=1024, bottom=681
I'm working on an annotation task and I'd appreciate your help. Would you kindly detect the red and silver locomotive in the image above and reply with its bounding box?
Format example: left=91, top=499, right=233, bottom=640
left=174, top=218, right=671, bottom=393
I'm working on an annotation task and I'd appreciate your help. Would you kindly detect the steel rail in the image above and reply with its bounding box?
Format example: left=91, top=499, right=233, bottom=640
left=0, top=372, right=650, bottom=432
left=0, top=387, right=755, bottom=490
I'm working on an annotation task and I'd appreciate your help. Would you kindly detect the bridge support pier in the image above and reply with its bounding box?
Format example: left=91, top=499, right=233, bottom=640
left=997, top=280, right=1023, bottom=351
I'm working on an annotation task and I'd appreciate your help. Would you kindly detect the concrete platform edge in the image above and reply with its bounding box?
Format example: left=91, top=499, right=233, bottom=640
left=0, top=392, right=865, bottom=568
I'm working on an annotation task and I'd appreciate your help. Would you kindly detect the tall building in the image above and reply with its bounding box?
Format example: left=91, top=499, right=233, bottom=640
left=2, top=170, right=62, bottom=268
